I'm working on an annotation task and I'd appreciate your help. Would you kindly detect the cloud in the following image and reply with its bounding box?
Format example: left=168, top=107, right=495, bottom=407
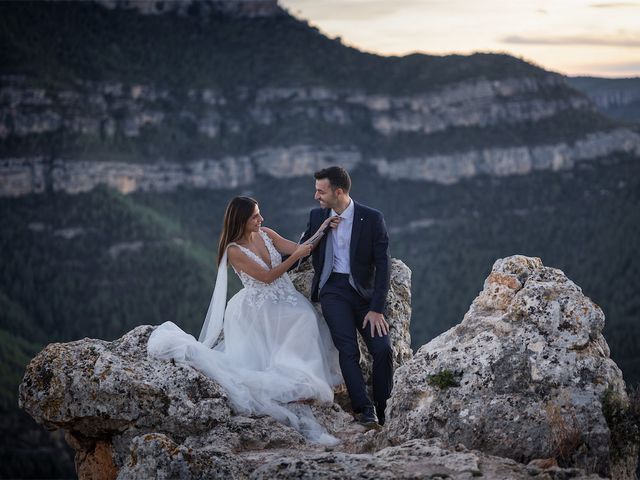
left=589, top=2, right=640, bottom=7
left=501, top=34, right=640, bottom=47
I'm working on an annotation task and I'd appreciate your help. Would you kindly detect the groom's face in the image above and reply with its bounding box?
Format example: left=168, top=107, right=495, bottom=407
left=315, top=179, right=339, bottom=210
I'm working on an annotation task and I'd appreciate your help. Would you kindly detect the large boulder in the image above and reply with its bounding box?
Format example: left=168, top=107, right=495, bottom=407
left=384, top=255, right=638, bottom=479
left=18, top=323, right=358, bottom=478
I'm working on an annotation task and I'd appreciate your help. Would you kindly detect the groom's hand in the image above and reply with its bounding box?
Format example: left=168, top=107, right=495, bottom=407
left=363, top=311, right=389, bottom=337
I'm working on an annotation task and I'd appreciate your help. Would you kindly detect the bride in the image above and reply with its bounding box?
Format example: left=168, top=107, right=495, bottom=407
left=147, top=196, right=342, bottom=444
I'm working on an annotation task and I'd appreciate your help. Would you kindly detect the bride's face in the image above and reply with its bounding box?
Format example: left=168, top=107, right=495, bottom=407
left=245, top=205, right=264, bottom=233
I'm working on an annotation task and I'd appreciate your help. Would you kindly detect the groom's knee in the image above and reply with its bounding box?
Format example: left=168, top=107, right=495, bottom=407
left=336, top=338, right=360, bottom=361
left=370, top=338, right=393, bottom=360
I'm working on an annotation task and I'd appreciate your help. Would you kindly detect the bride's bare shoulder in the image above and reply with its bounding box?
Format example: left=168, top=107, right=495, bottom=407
left=260, top=226, right=279, bottom=239
left=227, top=243, right=242, bottom=259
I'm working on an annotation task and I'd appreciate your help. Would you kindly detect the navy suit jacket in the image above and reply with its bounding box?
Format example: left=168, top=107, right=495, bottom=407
left=301, top=201, right=391, bottom=314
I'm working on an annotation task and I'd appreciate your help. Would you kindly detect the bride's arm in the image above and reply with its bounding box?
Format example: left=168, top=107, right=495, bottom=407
left=228, top=243, right=312, bottom=284
left=261, top=227, right=299, bottom=256
left=262, top=219, right=339, bottom=255
left=304, top=215, right=341, bottom=247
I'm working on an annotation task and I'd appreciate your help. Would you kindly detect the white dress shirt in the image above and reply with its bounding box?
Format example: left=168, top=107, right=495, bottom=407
left=330, top=199, right=354, bottom=274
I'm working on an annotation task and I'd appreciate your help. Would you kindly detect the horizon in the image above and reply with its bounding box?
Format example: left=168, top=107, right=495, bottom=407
left=279, top=0, right=640, bottom=79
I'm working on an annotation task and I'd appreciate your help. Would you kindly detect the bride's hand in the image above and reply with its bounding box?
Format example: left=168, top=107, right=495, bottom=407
left=320, top=215, right=341, bottom=232
left=293, top=242, right=313, bottom=259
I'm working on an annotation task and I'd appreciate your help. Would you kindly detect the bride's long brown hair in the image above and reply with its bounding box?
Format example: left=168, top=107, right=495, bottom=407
left=217, top=196, right=258, bottom=265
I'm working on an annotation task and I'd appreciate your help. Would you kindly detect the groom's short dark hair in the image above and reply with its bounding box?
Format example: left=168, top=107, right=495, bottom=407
left=314, top=166, right=351, bottom=193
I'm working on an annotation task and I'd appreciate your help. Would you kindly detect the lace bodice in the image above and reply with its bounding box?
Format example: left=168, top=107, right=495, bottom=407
left=228, top=229, right=298, bottom=308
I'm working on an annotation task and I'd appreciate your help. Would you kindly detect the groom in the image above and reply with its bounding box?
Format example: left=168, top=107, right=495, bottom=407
left=301, top=166, right=393, bottom=427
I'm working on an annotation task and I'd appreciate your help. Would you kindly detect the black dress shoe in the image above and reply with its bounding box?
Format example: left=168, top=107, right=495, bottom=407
left=356, top=406, right=379, bottom=429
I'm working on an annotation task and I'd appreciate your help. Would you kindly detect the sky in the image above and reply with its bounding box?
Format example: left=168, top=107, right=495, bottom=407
left=279, top=0, right=640, bottom=78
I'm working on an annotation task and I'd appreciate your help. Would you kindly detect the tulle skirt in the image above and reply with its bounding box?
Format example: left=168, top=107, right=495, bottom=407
left=147, top=288, right=342, bottom=444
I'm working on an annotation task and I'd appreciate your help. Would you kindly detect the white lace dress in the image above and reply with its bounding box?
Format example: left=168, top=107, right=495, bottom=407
left=147, top=229, right=342, bottom=444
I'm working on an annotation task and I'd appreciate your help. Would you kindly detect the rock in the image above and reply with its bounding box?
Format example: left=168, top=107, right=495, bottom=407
left=372, top=128, right=640, bottom=184
left=18, top=325, right=233, bottom=475
left=18, top=325, right=232, bottom=437
left=3, top=71, right=640, bottom=197
left=384, top=254, right=637, bottom=479
left=251, top=437, right=603, bottom=479
left=290, top=257, right=413, bottom=411
left=116, top=432, right=247, bottom=480
left=3, top=128, right=639, bottom=196
left=19, top=254, right=628, bottom=479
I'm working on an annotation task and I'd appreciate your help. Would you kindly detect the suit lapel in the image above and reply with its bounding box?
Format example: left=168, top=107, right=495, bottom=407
left=350, top=201, right=363, bottom=263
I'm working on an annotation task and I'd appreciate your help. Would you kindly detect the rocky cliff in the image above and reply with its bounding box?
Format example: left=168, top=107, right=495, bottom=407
left=18, top=256, right=638, bottom=479
left=3, top=128, right=639, bottom=196
left=2, top=71, right=638, bottom=196
left=568, top=76, right=640, bottom=123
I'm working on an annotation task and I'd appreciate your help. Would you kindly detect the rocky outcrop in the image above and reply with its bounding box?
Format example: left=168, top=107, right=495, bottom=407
left=2, top=127, right=639, bottom=196
left=3, top=71, right=639, bottom=197
left=372, top=128, right=640, bottom=183
left=19, top=255, right=635, bottom=479
left=567, top=77, right=640, bottom=110
left=384, top=255, right=638, bottom=479
left=0, top=147, right=358, bottom=196
left=0, top=156, right=256, bottom=196
left=251, top=76, right=590, bottom=136
left=0, top=76, right=584, bottom=140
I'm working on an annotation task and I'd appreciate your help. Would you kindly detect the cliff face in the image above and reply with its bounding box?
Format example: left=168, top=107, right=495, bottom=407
left=567, top=76, right=640, bottom=123
left=2, top=73, right=638, bottom=197
left=18, top=256, right=638, bottom=479
left=2, top=128, right=638, bottom=196
left=0, top=76, right=586, bottom=141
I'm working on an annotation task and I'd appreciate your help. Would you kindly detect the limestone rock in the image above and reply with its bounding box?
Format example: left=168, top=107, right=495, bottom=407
left=384, top=254, right=637, bottom=479
left=18, top=325, right=233, bottom=475
left=372, top=128, right=640, bottom=184
left=18, top=325, right=232, bottom=438
left=3, top=71, right=640, bottom=197
left=116, top=432, right=247, bottom=480
left=19, top=254, right=627, bottom=479
left=251, top=438, right=602, bottom=479
left=3, top=129, right=640, bottom=197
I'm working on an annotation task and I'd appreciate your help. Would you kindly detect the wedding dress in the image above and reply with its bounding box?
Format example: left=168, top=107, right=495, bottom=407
left=147, top=229, right=342, bottom=444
